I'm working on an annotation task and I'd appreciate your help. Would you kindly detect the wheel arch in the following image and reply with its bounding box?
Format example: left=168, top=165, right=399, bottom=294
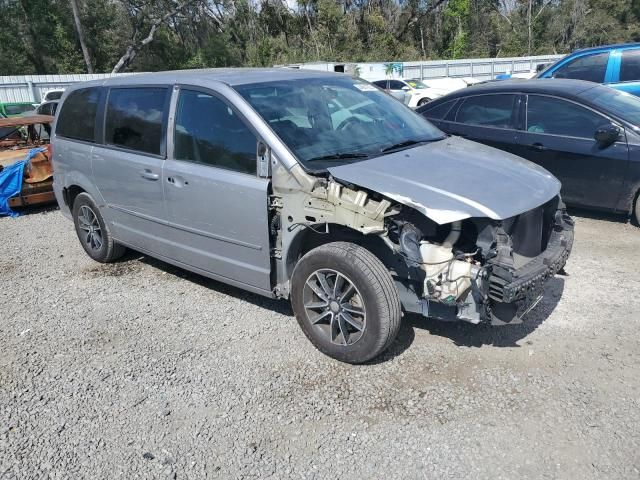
left=283, top=223, right=392, bottom=283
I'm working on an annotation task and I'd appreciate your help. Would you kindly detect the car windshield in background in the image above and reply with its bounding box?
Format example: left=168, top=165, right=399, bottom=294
left=5, top=104, right=34, bottom=116
left=406, top=79, right=429, bottom=89
left=234, top=77, right=444, bottom=169
left=579, top=88, right=640, bottom=125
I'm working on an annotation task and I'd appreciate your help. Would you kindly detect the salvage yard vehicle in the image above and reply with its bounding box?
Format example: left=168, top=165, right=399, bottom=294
left=0, top=102, right=35, bottom=117
left=372, top=78, right=445, bottom=107
left=417, top=79, right=640, bottom=224
left=537, top=42, right=640, bottom=96
left=371, top=80, right=412, bottom=105
left=0, top=115, right=55, bottom=214
left=52, top=69, right=573, bottom=363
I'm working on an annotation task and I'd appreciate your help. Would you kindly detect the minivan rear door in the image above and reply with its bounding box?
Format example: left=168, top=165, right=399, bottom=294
left=91, top=86, right=171, bottom=254
left=162, top=87, right=272, bottom=293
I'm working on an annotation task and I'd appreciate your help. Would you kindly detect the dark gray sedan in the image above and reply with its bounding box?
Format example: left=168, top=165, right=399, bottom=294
left=418, top=79, right=640, bottom=224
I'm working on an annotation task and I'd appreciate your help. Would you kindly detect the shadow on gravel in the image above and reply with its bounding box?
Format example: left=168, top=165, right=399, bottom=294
left=7, top=203, right=59, bottom=217
left=401, top=276, right=565, bottom=348
left=566, top=206, right=629, bottom=224
left=114, top=250, right=564, bottom=359
left=129, top=252, right=294, bottom=317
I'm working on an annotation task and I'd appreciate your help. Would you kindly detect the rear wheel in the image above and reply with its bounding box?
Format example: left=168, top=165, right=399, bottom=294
left=72, top=193, right=126, bottom=262
left=634, top=195, right=640, bottom=226
left=290, top=242, right=402, bottom=364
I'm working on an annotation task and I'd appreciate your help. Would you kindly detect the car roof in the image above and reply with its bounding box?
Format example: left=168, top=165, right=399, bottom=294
left=572, top=42, right=640, bottom=53
left=439, top=78, right=601, bottom=100
left=68, top=68, right=350, bottom=91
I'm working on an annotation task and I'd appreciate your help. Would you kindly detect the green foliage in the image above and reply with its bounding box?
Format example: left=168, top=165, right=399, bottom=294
left=0, top=0, right=639, bottom=75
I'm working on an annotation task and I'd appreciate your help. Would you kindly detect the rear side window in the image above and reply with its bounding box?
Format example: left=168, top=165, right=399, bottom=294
left=620, top=49, right=640, bottom=82
left=56, top=87, right=101, bottom=142
left=456, top=94, right=516, bottom=128
left=526, top=95, right=606, bottom=138
left=372, top=80, right=387, bottom=89
left=174, top=89, right=256, bottom=174
left=419, top=99, right=457, bottom=120
left=105, top=87, right=167, bottom=155
left=551, top=52, right=609, bottom=83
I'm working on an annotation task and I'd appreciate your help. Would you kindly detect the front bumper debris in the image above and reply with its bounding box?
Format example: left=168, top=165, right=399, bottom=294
left=487, top=209, right=574, bottom=324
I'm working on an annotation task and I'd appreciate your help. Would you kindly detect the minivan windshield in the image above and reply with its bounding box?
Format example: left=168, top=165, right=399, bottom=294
left=234, top=76, right=445, bottom=169
left=579, top=87, right=640, bottom=125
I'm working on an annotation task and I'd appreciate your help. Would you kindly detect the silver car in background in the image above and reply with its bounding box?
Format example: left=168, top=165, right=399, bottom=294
left=52, top=69, right=573, bottom=363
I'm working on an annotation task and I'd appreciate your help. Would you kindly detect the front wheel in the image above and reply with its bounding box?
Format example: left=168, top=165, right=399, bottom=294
left=634, top=193, right=640, bottom=227
left=417, top=97, right=432, bottom=107
left=290, top=242, right=402, bottom=364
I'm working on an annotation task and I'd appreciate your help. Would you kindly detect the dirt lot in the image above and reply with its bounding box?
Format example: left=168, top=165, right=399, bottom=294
left=1, top=208, right=639, bottom=479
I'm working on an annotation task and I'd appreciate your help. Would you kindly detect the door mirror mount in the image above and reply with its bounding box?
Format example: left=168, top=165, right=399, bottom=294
left=401, top=86, right=411, bottom=91
left=257, top=141, right=271, bottom=178
left=594, top=124, right=620, bottom=146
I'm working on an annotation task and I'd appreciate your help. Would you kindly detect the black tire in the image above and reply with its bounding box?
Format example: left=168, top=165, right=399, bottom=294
left=417, top=97, right=432, bottom=107
left=72, top=192, right=126, bottom=263
left=290, top=242, right=402, bottom=364
left=634, top=193, right=640, bottom=227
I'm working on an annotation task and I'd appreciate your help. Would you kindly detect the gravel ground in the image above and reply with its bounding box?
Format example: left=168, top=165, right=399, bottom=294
left=1, top=207, right=639, bottom=479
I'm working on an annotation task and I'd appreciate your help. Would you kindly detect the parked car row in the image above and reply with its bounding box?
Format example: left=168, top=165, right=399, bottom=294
left=0, top=89, right=64, bottom=119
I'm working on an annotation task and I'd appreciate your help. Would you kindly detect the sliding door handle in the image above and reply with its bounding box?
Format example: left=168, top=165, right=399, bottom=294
left=140, top=169, right=159, bottom=181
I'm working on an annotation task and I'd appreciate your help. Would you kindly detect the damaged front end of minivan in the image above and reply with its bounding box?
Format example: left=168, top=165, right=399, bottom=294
left=270, top=139, right=574, bottom=327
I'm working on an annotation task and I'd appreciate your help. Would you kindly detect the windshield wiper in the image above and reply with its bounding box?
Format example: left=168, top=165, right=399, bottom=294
left=380, top=137, right=441, bottom=153
left=307, top=152, right=370, bottom=162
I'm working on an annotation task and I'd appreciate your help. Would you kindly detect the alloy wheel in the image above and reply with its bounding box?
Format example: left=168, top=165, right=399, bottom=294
left=303, top=269, right=366, bottom=346
left=77, top=205, right=103, bottom=251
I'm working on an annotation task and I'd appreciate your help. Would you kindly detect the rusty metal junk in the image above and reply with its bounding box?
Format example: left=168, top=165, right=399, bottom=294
left=0, top=115, right=55, bottom=210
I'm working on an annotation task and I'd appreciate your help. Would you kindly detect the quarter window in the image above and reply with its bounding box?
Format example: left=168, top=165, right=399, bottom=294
left=174, top=90, right=256, bottom=175
left=526, top=95, right=606, bottom=138
left=105, top=87, right=167, bottom=155
left=551, top=52, right=609, bottom=83
left=56, top=88, right=101, bottom=142
left=456, top=94, right=516, bottom=128
left=620, top=49, right=640, bottom=82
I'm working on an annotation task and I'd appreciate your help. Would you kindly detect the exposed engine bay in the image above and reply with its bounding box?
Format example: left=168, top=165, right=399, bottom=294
left=379, top=193, right=573, bottom=325
left=272, top=159, right=574, bottom=326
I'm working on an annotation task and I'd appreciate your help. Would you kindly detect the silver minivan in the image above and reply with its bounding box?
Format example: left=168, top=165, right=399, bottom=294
left=52, top=69, right=574, bottom=363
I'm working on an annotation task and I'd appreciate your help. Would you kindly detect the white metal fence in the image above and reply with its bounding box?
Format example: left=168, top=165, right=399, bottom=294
left=400, top=54, right=562, bottom=81
left=0, top=54, right=563, bottom=103
left=0, top=73, right=137, bottom=103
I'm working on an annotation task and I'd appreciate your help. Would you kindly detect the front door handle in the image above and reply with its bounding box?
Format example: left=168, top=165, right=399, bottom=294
left=527, top=143, right=545, bottom=151
left=140, top=169, right=159, bottom=181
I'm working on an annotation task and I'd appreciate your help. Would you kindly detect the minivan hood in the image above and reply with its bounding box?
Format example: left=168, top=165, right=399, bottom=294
left=327, top=136, right=561, bottom=225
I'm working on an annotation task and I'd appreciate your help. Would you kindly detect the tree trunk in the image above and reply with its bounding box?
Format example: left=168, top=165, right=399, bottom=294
left=70, top=0, right=93, bottom=73
left=527, top=0, right=532, bottom=55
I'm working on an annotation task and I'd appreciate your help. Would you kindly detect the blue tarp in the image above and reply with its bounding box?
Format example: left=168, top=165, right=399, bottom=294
left=0, top=147, right=46, bottom=218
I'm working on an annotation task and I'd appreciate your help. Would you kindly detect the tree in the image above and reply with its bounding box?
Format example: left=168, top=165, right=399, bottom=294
left=111, top=0, right=201, bottom=73
left=70, top=0, right=93, bottom=73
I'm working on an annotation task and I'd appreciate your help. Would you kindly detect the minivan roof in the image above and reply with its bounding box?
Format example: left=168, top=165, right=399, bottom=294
left=71, top=68, right=348, bottom=90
